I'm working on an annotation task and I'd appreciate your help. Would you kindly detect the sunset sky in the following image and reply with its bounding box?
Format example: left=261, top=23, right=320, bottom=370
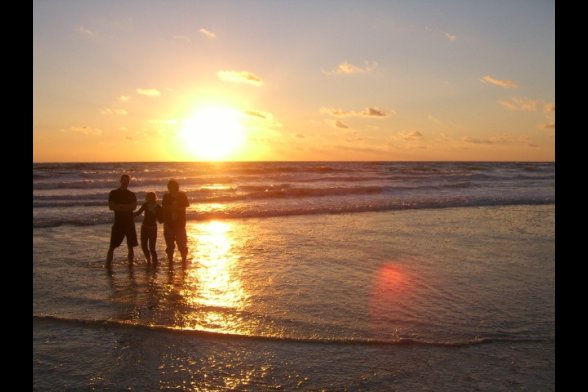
left=33, top=1, right=554, bottom=162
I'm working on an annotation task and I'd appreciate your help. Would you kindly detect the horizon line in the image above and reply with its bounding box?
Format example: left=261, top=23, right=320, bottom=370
left=32, top=160, right=555, bottom=164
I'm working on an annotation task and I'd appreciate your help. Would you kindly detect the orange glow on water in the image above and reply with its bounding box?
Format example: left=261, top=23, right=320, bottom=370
left=369, top=263, right=413, bottom=338
left=177, top=221, right=251, bottom=335
left=373, top=264, right=409, bottom=292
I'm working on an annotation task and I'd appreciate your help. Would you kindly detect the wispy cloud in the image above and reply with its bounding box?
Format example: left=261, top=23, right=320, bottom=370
left=389, top=131, right=424, bottom=142
left=402, top=131, right=424, bottom=141
left=333, top=120, right=349, bottom=129
left=324, top=61, right=377, bottom=75
left=544, top=103, right=555, bottom=113
left=65, top=126, right=102, bottom=136
left=498, top=97, right=540, bottom=112
left=462, top=135, right=510, bottom=144
left=100, top=107, right=127, bottom=116
left=361, top=107, right=388, bottom=117
left=136, top=88, right=161, bottom=97
left=199, top=28, right=216, bottom=39
left=243, top=109, right=282, bottom=130
left=76, top=26, right=95, bottom=37
left=217, top=70, right=263, bottom=86
left=244, top=110, right=270, bottom=119
left=320, top=107, right=392, bottom=118
left=480, top=75, right=518, bottom=89
left=118, top=95, right=131, bottom=102
left=444, top=32, right=457, bottom=42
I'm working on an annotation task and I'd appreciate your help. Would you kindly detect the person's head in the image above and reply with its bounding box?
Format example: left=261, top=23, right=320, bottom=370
left=120, top=174, right=130, bottom=189
left=145, top=192, right=157, bottom=203
left=167, top=179, right=180, bottom=193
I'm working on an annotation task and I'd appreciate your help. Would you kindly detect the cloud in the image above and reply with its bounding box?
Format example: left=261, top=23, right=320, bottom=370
left=389, top=131, right=424, bottom=142
left=444, top=32, right=457, bottom=41
left=480, top=75, right=518, bottom=89
left=462, top=135, right=510, bottom=144
left=173, top=35, right=191, bottom=44
left=333, top=120, right=349, bottom=129
left=544, top=103, right=555, bottom=113
left=498, top=97, right=540, bottom=112
left=402, top=131, right=423, bottom=140
left=217, top=70, right=263, bottom=86
left=243, top=109, right=282, bottom=130
left=361, top=107, right=388, bottom=117
left=324, top=61, right=377, bottom=75
left=199, top=28, right=216, bottom=39
left=136, top=88, right=161, bottom=97
left=100, top=107, right=127, bottom=116
left=320, top=107, right=392, bottom=118
left=66, top=126, right=102, bottom=136
left=118, top=95, right=131, bottom=102
left=320, top=107, right=351, bottom=116
left=295, top=133, right=305, bottom=139
left=76, top=26, right=95, bottom=37
left=244, top=110, right=270, bottom=119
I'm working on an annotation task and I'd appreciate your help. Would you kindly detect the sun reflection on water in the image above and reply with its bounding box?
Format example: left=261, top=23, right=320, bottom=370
left=179, top=221, right=250, bottom=335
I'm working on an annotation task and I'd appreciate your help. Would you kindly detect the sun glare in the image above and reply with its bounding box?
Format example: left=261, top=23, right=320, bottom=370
left=179, top=106, right=245, bottom=161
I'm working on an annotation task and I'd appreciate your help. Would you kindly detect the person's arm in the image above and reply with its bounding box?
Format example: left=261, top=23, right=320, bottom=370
left=134, top=204, right=146, bottom=216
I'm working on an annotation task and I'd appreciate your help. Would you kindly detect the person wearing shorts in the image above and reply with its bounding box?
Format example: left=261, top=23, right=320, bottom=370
left=162, top=179, right=190, bottom=264
left=106, top=174, right=138, bottom=269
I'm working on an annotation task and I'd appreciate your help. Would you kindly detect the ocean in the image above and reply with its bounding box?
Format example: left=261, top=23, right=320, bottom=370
left=33, top=162, right=555, bottom=390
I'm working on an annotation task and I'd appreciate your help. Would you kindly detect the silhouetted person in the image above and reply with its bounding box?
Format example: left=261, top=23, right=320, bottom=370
left=106, top=174, right=137, bottom=270
left=134, top=192, right=163, bottom=264
left=162, top=179, right=190, bottom=264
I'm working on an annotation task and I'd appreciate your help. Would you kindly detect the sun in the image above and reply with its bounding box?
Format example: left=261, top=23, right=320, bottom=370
left=179, top=106, right=245, bottom=160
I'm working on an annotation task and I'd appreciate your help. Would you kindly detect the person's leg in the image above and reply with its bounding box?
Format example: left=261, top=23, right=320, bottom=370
left=148, top=226, right=158, bottom=264
left=140, top=226, right=151, bottom=263
left=126, top=224, right=138, bottom=265
left=127, top=246, right=135, bottom=265
left=176, top=227, right=188, bottom=264
left=106, top=224, right=124, bottom=269
left=164, top=227, right=175, bottom=264
left=106, top=247, right=115, bottom=270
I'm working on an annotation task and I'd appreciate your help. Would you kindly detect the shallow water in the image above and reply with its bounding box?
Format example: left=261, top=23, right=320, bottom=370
left=34, top=205, right=554, bottom=390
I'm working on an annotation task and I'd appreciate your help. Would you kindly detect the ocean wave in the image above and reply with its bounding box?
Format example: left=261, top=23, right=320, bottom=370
left=29, top=185, right=419, bottom=207
left=33, top=198, right=555, bottom=228
left=33, top=314, right=553, bottom=347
